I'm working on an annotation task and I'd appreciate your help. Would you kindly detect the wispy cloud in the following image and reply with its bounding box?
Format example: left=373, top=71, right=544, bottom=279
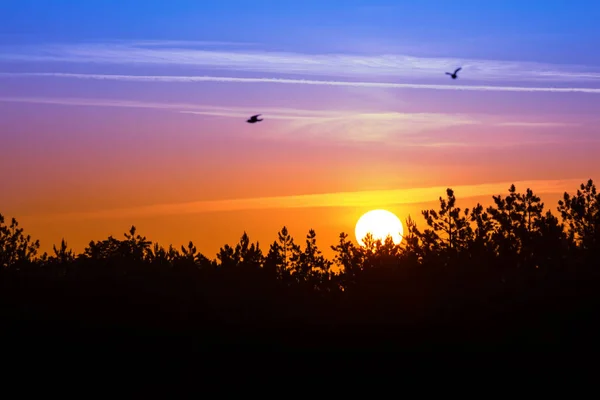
left=3, top=72, right=600, bottom=94
left=496, top=121, right=579, bottom=127
left=0, top=95, right=480, bottom=144
left=0, top=95, right=580, bottom=145
left=0, top=94, right=463, bottom=120
left=30, top=178, right=588, bottom=222
left=2, top=41, right=600, bottom=83
left=0, top=95, right=309, bottom=115
left=270, top=112, right=479, bottom=143
left=119, top=40, right=258, bottom=47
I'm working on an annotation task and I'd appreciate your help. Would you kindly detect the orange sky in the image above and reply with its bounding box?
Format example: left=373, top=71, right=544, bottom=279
left=5, top=178, right=591, bottom=260
left=1, top=100, right=598, bottom=259
left=2, top=16, right=600, bottom=259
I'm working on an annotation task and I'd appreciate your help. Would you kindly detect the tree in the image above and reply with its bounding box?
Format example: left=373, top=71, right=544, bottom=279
left=487, top=185, right=545, bottom=268
left=264, top=240, right=284, bottom=278
left=0, top=213, right=40, bottom=269
left=123, top=226, right=152, bottom=261
left=146, top=243, right=179, bottom=267
left=216, top=232, right=263, bottom=270
left=418, top=188, right=473, bottom=258
left=264, top=226, right=300, bottom=281
left=468, top=203, right=494, bottom=256
left=558, top=179, right=600, bottom=254
left=533, top=210, right=569, bottom=270
left=82, top=226, right=152, bottom=262
left=217, top=243, right=238, bottom=269
left=235, top=232, right=263, bottom=270
left=82, top=236, right=121, bottom=260
left=398, top=215, right=422, bottom=263
left=293, top=229, right=332, bottom=288
left=180, top=241, right=198, bottom=262
left=173, top=240, right=212, bottom=271
left=50, top=239, right=75, bottom=264
left=331, top=232, right=363, bottom=290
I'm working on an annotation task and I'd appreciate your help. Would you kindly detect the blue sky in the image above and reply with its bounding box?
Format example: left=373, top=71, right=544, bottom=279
left=2, top=0, right=599, bottom=64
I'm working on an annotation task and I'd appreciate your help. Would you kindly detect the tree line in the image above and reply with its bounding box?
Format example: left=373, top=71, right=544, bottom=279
left=1, top=179, right=599, bottom=350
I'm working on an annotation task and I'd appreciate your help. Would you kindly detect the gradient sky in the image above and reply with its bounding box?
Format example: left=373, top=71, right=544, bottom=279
left=1, top=0, right=600, bottom=257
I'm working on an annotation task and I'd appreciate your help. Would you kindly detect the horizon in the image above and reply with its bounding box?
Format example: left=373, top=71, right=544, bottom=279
left=2, top=0, right=600, bottom=258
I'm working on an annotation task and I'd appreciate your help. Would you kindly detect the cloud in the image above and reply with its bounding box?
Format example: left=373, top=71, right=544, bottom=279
left=495, top=121, right=580, bottom=127
left=0, top=95, right=312, bottom=115
left=119, top=40, right=258, bottom=47
left=3, top=72, right=600, bottom=94
left=0, top=95, right=480, bottom=144
left=273, top=112, right=480, bottom=143
left=178, top=110, right=321, bottom=120
left=0, top=95, right=580, bottom=146
left=30, top=178, right=588, bottom=222
left=2, top=41, right=600, bottom=83
left=0, top=94, right=464, bottom=120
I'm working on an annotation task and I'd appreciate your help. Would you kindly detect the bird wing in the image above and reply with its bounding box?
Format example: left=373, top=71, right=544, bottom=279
left=253, top=114, right=261, bottom=118
left=445, top=72, right=452, bottom=75
left=454, top=67, right=462, bottom=74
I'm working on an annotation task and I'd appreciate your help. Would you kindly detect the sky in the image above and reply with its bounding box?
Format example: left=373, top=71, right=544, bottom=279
left=1, top=0, right=600, bottom=257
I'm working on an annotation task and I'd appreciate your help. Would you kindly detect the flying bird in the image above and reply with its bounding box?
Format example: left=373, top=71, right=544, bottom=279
left=445, top=67, right=462, bottom=79
left=247, top=114, right=263, bottom=123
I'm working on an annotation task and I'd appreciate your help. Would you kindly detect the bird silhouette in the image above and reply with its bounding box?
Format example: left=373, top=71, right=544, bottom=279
left=247, top=114, right=263, bottom=123
left=445, top=67, right=462, bottom=79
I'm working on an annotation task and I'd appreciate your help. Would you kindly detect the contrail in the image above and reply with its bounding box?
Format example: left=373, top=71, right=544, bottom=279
left=2, top=72, right=600, bottom=93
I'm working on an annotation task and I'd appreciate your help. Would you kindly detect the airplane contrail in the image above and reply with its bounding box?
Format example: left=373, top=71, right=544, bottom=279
left=2, top=72, right=600, bottom=93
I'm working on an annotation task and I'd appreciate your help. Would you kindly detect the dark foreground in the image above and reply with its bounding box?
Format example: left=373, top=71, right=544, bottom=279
left=2, top=270, right=599, bottom=359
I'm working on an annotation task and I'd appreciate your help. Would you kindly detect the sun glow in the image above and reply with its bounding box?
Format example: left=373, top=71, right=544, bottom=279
left=355, top=209, right=404, bottom=246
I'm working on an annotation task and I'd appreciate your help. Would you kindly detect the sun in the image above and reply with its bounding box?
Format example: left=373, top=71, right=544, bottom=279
left=355, top=209, right=404, bottom=247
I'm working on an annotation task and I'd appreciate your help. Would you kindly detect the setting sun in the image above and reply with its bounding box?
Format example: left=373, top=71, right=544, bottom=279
left=354, top=209, right=404, bottom=247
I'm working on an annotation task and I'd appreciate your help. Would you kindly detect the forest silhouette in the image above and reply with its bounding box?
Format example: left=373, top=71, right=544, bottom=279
left=2, top=179, right=600, bottom=354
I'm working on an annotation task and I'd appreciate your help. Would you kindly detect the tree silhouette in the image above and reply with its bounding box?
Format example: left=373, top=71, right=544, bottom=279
left=264, top=240, right=285, bottom=278
left=468, top=203, right=494, bottom=257
left=417, top=188, right=473, bottom=263
left=0, top=213, right=40, bottom=269
left=487, top=185, right=546, bottom=270
left=264, top=226, right=299, bottom=281
left=83, top=236, right=123, bottom=261
left=331, top=232, right=362, bottom=289
left=558, top=179, right=600, bottom=261
left=123, top=226, right=152, bottom=261
left=2, top=180, right=600, bottom=352
left=51, top=239, right=75, bottom=264
left=235, top=232, right=263, bottom=270
left=293, top=229, right=332, bottom=288
left=147, top=243, right=179, bottom=266
left=217, top=243, right=237, bottom=269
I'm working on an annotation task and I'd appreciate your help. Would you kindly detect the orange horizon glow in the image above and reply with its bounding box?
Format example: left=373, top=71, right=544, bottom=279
left=4, top=183, right=592, bottom=260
